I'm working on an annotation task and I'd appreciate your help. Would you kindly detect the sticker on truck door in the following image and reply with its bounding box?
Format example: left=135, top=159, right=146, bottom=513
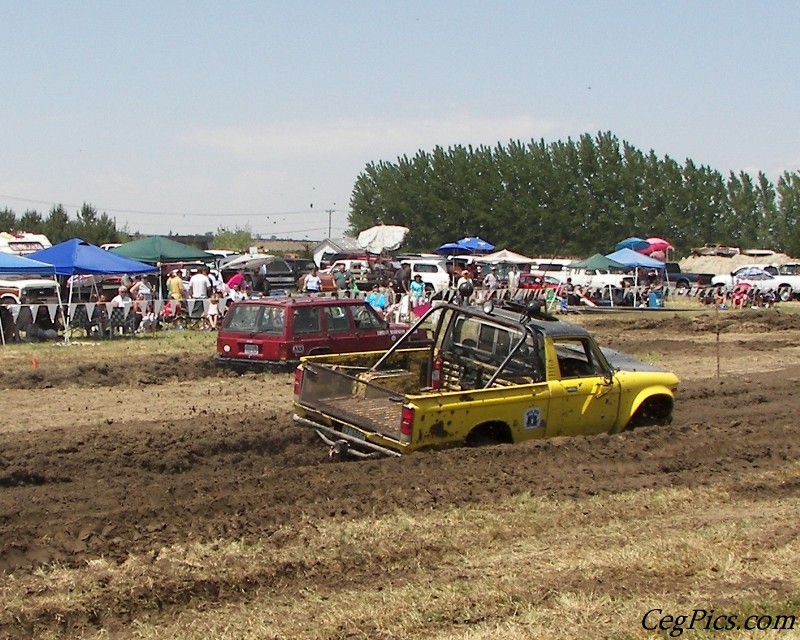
left=523, top=407, right=544, bottom=430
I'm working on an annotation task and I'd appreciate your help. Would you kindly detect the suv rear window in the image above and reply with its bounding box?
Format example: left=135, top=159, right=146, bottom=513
left=224, top=304, right=285, bottom=334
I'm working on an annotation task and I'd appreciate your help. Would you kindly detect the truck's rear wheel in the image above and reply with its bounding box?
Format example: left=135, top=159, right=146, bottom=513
left=778, top=285, right=793, bottom=302
left=466, top=422, right=513, bottom=447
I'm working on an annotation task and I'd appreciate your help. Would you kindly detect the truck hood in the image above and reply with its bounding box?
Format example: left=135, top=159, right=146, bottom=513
left=600, top=347, right=668, bottom=373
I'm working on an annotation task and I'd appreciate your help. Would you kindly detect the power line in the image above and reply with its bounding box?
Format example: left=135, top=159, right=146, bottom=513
left=0, top=194, right=348, bottom=218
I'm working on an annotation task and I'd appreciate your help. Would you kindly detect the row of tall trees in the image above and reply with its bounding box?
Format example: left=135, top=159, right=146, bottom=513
left=348, top=132, right=800, bottom=257
left=0, top=204, right=124, bottom=247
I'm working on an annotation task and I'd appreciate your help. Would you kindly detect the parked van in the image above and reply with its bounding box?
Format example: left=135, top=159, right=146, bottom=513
left=396, top=255, right=451, bottom=292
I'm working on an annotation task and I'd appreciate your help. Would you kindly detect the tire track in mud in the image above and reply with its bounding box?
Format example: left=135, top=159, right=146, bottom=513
left=2, top=363, right=800, bottom=575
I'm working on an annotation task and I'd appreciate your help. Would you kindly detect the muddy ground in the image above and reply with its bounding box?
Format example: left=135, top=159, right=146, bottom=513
left=1, top=310, right=800, bottom=634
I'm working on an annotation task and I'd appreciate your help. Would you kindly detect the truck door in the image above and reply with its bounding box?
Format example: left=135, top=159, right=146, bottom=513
left=546, top=337, right=621, bottom=437
left=350, top=304, right=391, bottom=350
left=324, top=304, right=357, bottom=352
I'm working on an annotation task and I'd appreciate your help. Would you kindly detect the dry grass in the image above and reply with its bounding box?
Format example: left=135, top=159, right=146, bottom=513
left=4, top=464, right=799, bottom=639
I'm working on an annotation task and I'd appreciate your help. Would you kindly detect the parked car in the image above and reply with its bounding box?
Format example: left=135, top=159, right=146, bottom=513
left=214, top=296, right=428, bottom=370
left=517, top=272, right=563, bottom=291
left=221, top=258, right=296, bottom=293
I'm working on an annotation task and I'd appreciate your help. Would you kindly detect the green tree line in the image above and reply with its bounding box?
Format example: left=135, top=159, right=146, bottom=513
left=349, top=131, right=800, bottom=257
left=0, top=203, right=125, bottom=246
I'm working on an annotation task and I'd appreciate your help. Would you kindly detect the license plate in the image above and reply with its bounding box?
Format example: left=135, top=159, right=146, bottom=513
left=243, top=344, right=259, bottom=355
left=341, top=425, right=366, bottom=440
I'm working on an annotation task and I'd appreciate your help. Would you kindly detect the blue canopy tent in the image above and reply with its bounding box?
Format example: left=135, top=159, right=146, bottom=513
left=606, top=248, right=667, bottom=306
left=30, top=239, right=159, bottom=276
left=30, top=239, right=158, bottom=339
left=0, top=253, right=56, bottom=274
left=0, top=253, right=60, bottom=344
left=606, top=248, right=666, bottom=270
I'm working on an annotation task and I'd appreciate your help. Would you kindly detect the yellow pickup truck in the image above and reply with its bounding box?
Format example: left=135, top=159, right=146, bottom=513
left=293, top=300, right=679, bottom=458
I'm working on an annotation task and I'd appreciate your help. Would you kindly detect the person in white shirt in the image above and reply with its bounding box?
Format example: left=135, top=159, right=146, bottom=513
left=507, top=266, right=520, bottom=297
left=110, top=286, right=132, bottom=308
left=303, top=268, right=322, bottom=293
left=129, top=274, right=153, bottom=300
left=189, top=267, right=212, bottom=299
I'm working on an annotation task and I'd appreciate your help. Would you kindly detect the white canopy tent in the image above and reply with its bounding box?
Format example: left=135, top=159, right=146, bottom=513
left=479, top=249, right=534, bottom=265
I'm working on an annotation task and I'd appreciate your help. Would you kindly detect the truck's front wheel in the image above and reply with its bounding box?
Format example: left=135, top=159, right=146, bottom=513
left=625, top=396, right=673, bottom=430
left=674, top=280, right=690, bottom=295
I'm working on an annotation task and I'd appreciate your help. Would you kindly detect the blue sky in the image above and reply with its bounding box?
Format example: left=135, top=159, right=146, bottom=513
left=1, top=1, right=797, bottom=241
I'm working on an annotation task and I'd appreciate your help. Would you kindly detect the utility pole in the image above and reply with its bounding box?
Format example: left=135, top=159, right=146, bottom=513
left=326, top=208, right=334, bottom=239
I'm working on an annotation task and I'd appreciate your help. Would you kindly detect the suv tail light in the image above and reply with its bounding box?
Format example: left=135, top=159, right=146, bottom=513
left=400, top=406, right=414, bottom=442
left=431, top=357, right=442, bottom=390
left=293, top=367, right=303, bottom=396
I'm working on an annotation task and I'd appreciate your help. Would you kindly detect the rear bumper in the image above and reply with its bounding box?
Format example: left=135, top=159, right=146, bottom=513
left=213, top=354, right=297, bottom=373
left=293, top=414, right=402, bottom=457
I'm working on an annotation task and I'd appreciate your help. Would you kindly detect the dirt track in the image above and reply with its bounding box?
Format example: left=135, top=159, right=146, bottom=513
left=1, top=310, right=800, bottom=633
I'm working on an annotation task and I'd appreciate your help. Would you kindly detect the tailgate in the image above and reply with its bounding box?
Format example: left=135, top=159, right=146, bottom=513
left=296, top=362, right=407, bottom=442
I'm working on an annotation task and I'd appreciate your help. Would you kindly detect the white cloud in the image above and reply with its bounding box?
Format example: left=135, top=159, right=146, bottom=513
left=177, top=114, right=576, bottom=162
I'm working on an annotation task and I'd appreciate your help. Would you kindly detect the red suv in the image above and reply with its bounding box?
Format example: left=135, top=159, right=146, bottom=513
left=214, top=296, right=426, bottom=370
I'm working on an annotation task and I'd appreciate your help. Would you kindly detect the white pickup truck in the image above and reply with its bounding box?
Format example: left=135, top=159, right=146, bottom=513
left=0, top=278, right=61, bottom=305
left=711, top=264, right=800, bottom=301
left=771, top=264, right=800, bottom=300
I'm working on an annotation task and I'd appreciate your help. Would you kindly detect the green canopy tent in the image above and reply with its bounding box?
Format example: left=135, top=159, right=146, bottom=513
left=568, top=253, right=627, bottom=271
left=110, top=236, right=215, bottom=263
left=111, top=236, right=216, bottom=300
left=568, top=253, right=630, bottom=307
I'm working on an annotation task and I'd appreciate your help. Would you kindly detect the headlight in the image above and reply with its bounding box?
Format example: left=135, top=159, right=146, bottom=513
left=223, top=345, right=231, bottom=353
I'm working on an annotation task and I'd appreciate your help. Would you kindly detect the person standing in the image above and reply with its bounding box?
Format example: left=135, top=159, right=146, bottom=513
left=167, top=270, right=185, bottom=301
left=455, top=269, right=474, bottom=304
left=303, top=267, right=322, bottom=293
left=130, top=274, right=153, bottom=301
left=189, top=267, right=212, bottom=300
left=507, top=265, right=520, bottom=298
left=394, top=262, right=410, bottom=294
left=409, top=274, right=426, bottom=308
left=333, top=263, right=352, bottom=296
left=483, top=267, right=499, bottom=290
